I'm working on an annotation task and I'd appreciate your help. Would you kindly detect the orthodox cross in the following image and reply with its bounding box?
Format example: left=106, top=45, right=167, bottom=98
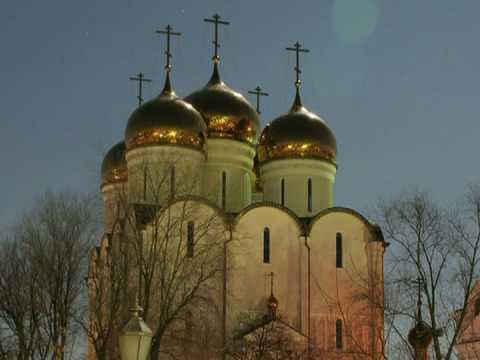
left=156, top=25, right=181, bottom=71
left=286, top=42, right=310, bottom=87
left=129, top=72, right=152, bottom=106
left=412, top=277, right=425, bottom=321
left=248, top=86, right=269, bottom=114
left=204, top=13, right=230, bottom=62
left=267, top=271, right=275, bottom=296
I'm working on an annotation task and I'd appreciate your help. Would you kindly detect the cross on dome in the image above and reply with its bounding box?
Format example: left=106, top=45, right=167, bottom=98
left=286, top=41, right=310, bottom=109
left=155, top=24, right=182, bottom=95
left=286, top=41, right=310, bottom=88
left=156, top=25, right=181, bottom=72
left=204, top=13, right=230, bottom=63
left=248, top=86, right=269, bottom=114
left=129, top=72, right=152, bottom=107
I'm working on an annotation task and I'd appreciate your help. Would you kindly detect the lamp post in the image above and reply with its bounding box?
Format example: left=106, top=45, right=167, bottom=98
left=119, top=301, right=152, bottom=360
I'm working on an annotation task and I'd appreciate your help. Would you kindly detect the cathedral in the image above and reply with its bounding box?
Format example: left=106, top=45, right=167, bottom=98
left=89, top=15, right=386, bottom=360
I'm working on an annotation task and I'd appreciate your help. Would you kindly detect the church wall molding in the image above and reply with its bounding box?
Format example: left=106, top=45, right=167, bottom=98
left=307, top=206, right=385, bottom=243
left=232, top=200, right=306, bottom=234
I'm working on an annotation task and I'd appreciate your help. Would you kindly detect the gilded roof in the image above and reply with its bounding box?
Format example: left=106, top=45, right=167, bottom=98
left=257, top=90, right=337, bottom=164
left=125, top=74, right=207, bottom=152
left=101, top=141, right=127, bottom=187
left=185, top=64, right=260, bottom=145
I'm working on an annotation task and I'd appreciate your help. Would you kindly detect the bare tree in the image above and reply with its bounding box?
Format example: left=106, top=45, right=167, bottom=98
left=82, top=183, right=132, bottom=360
left=88, top=158, right=226, bottom=360
left=84, top=232, right=130, bottom=360
left=374, top=188, right=480, bottom=359
left=0, top=238, right=47, bottom=360
left=133, top=178, right=226, bottom=359
left=0, top=192, right=100, bottom=360
left=309, top=256, right=387, bottom=360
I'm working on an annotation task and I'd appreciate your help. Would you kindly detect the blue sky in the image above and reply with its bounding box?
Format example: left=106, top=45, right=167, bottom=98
left=1, top=0, right=479, bottom=228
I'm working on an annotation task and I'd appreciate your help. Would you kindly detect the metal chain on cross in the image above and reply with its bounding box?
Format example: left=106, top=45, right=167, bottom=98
left=204, top=13, right=230, bottom=63
left=248, top=86, right=269, bottom=114
left=286, top=42, right=310, bottom=88
left=156, top=24, right=181, bottom=72
left=129, top=72, right=152, bottom=107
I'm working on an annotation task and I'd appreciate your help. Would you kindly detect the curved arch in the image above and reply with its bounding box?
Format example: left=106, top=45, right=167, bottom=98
left=151, top=194, right=229, bottom=229
left=234, top=201, right=305, bottom=234
left=308, top=206, right=384, bottom=242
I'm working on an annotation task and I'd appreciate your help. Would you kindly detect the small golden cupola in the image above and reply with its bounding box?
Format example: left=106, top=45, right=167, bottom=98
left=101, top=141, right=127, bottom=188
left=257, top=42, right=336, bottom=165
left=185, top=15, right=259, bottom=145
left=124, top=25, right=208, bottom=205
left=125, top=26, right=206, bottom=153
left=257, top=42, right=338, bottom=216
left=257, top=90, right=337, bottom=165
left=125, top=72, right=206, bottom=152
left=185, top=63, right=259, bottom=144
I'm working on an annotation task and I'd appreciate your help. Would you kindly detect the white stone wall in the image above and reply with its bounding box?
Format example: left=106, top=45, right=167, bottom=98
left=125, top=145, right=206, bottom=205
left=228, top=205, right=305, bottom=333
left=260, top=158, right=336, bottom=217
left=202, top=139, right=255, bottom=212
left=308, top=210, right=382, bottom=354
left=101, top=182, right=127, bottom=233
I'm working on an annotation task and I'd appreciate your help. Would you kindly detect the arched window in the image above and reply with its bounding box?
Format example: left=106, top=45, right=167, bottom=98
left=263, top=227, right=270, bottom=263
left=336, top=319, right=343, bottom=349
left=307, top=178, right=312, bottom=212
left=221, top=171, right=227, bottom=210
left=187, top=222, right=194, bottom=258
left=281, top=179, right=285, bottom=206
left=336, top=233, right=343, bottom=268
left=170, top=165, right=176, bottom=199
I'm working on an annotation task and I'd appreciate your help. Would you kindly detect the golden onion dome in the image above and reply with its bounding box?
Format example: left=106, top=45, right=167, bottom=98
left=125, top=73, right=207, bottom=152
left=101, top=141, right=127, bottom=187
left=185, top=64, right=260, bottom=145
left=257, top=90, right=337, bottom=165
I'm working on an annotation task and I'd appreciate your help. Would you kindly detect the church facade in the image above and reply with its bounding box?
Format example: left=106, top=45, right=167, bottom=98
left=455, top=281, right=480, bottom=359
left=88, top=19, right=386, bottom=360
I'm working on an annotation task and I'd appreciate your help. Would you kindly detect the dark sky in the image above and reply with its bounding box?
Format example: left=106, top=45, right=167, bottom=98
left=1, top=0, right=479, bottom=228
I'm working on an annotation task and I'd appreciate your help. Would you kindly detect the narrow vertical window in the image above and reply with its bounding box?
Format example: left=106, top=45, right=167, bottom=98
left=336, top=232, right=343, bottom=268
left=221, top=171, right=227, bottom=210
left=187, top=222, right=194, bottom=258
left=281, top=179, right=285, bottom=206
left=170, top=165, right=175, bottom=199
left=307, top=178, right=312, bottom=212
left=244, top=173, right=250, bottom=203
left=263, top=227, right=270, bottom=263
left=143, top=167, right=148, bottom=200
left=336, top=319, right=343, bottom=349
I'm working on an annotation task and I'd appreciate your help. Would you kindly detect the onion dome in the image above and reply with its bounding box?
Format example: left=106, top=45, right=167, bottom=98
left=185, top=63, right=260, bottom=145
left=125, top=73, right=207, bottom=152
left=257, top=89, right=337, bottom=165
left=408, top=321, right=433, bottom=346
left=101, top=141, right=127, bottom=187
